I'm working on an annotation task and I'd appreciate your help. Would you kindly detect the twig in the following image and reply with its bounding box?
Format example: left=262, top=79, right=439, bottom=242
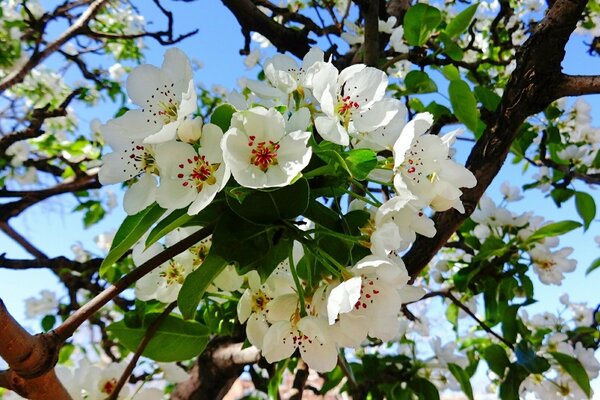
left=108, top=302, right=177, bottom=400
left=445, top=291, right=514, bottom=350
left=53, top=223, right=214, bottom=341
left=289, top=359, right=309, bottom=400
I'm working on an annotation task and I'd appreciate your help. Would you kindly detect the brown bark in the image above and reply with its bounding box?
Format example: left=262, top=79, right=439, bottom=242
left=171, top=337, right=260, bottom=400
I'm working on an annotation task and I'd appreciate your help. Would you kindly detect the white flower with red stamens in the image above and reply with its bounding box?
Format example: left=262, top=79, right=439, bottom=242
left=106, top=48, right=196, bottom=144
left=393, top=113, right=477, bottom=212
left=262, top=315, right=338, bottom=372
left=155, top=123, right=229, bottom=215
left=308, top=61, right=395, bottom=145
left=221, top=107, right=312, bottom=188
left=98, top=123, right=159, bottom=215
left=326, top=255, right=424, bottom=345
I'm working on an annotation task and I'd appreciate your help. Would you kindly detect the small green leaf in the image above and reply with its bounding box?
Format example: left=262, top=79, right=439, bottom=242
left=41, top=315, right=56, bottom=332
left=448, top=363, right=474, bottom=400
left=344, top=149, right=378, bottom=180
left=445, top=3, right=479, bottom=38
left=474, top=86, right=501, bottom=112
left=502, top=305, right=519, bottom=344
left=483, top=344, right=510, bottom=378
left=448, top=80, right=479, bottom=132
left=404, top=70, right=438, bottom=94
left=146, top=208, right=193, bottom=248
left=403, top=3, right=442, bottom=46
left=409, top=377, right=440, bottom=400
left=178, top=252, right=229, bottom=320
left=225, top=178, right=310, bottom=224
left=439, top=32, right=464, bottom=61
left=108, top=313, right=210, bottom=362
left=575, top=191, right=596, bottom=231
left=439, top=65, right=460, bottom=81
left=100, top=203, right=166, bottom=278
left=524, top=220, right=582, bottom=244
left=585, top=256, right=600, bottom=275
left=499, top=364, right=528, bottom=400
left=210, top=103, right=237, bottom=132
left=550, top=188, right=576, bottom=207
left=551, top=352, right=591, bottom=398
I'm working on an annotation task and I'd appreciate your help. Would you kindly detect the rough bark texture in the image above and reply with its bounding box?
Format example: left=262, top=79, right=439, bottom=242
left=171, top=337, right=260, bottom=400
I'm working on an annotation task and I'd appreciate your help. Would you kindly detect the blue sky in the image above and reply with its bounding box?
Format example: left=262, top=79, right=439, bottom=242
left=0, top=0, right=598, bottom=347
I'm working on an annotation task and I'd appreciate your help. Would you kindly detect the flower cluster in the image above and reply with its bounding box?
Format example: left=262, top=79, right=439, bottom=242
left=98, top=47, right=477, bottom=372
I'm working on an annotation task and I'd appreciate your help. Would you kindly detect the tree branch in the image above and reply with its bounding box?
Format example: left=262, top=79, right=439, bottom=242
left=0, top=0, right=110, bottom=93
left=556, top=74, right=600, bottom=97
left=221, top=0, right=314, bottom=59
left=53, top=224, right=214, bottom=342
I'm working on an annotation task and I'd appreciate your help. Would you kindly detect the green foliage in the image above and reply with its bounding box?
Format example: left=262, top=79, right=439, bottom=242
left=483, top=344, right=510, bottom=378
left=448, top=80, right=480, bottom=134
left=178, top=252, right=229, bottom=319
left=108, top=313, right=210, bottom=362
left=524, top=220, right=582, bottom=244
left=448, top=363, right=474, bottom=400
left=210, top=103, right=237, bottom=132
left=445, top=4, right=479, bottom=38
left=403, top=3, right=442, bottom=46
left=574, top=191, right=596, bottom=230
left=100, top=203, right=166, bottom=277
left=404, top=70, right=438, bottom=94
left=550, top=352, right=592, bottom=398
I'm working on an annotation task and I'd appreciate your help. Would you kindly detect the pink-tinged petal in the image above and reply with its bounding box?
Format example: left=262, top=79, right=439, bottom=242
left=123, top=174, right=157, bottom=215
left=315, top=115, right=349, bottom=145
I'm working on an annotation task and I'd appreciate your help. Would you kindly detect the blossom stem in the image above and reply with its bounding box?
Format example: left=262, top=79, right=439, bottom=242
left=349, top=178, right=382, bottom=206
left=288, top=254, right=307, bottom=316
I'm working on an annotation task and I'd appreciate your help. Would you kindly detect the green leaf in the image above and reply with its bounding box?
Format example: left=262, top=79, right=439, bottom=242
left=100, top=203, right=166, bottom=278
left=146, top=208, right=193, bottom=248
left=41, top=315, right=56, bottom=332
left=502, top=305, right=519, bottom=344
left=439, top=65, right=460, bottom=81
left=575, top=191, right=596, bottom=231
left=592, top=150, right=600, bottom=169
left=108, top=313, right=210, bottom=362
left=344, top=149, right=378, bottom=180
left=404, top=70, right=438, bottom=94
left=210, top=103, right=237, bottom=132
left=409, top=377, right=440, bottom=400
left=550, top=188, right=576, bottom=207
left=439, top=32, right=464, bottom=61
left=499, top=364, right=528, bottom=400
left=524, top=220, right=582, bottom=244
left=448, top=80, right=479, bottom=132
left=225, top=178, right=309, bottom=224
left=448, top=363, right=474, bottom=400
left=474, top=86, right=501, bottom=112
left=550, top=352, right=591, bottom=398
left=210, top=211, right=291, bottom=278
left=585, top=256, right=600, bottom=275
left=515, top=341, right=550, bottom=374
left=445, top=3, right=479, bottom=38
left=483, top=344, right=510, bottom=378
left=403, top=3, right=442, bottom=46
left=178, top=252, right=229, bottom=319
